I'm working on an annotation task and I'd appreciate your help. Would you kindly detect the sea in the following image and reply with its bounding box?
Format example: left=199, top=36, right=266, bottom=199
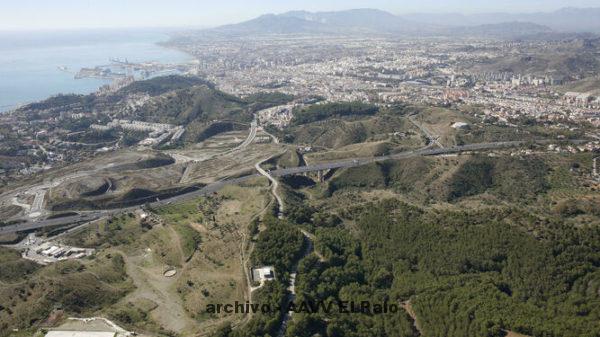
left=0, top=28, right=193, bottom=112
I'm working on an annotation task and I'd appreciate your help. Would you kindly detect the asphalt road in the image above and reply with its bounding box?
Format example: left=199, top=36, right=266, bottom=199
left=255, top=159, right=285, bottom=218
left=0, top=139, right=562, bottom=235
left=270, top=140, right=525, bottom=176
left=238, top=119, right=258, bottom=149
left=408, top=114, right=444, bottom=148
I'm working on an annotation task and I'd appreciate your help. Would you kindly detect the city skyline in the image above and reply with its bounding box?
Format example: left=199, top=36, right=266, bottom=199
left=2, top=0, right=600, bottom=31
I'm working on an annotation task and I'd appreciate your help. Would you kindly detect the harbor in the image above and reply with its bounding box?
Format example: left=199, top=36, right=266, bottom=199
left=0, top=29, right=193, bottom=112
left=72, top=58, right=193, bottom=81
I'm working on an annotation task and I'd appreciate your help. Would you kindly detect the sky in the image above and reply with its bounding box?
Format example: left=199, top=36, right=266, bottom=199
left=1, top=0, right=599, bottom=31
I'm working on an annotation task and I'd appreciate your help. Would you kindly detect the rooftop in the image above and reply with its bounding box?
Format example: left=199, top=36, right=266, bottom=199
left=45, top=332, right=116, bottom=337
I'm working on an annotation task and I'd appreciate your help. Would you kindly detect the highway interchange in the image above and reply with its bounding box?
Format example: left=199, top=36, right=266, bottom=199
left=0, top=139, right=550, bottom=235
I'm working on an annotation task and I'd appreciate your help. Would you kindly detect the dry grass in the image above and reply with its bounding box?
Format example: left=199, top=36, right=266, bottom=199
left=416, top=107, right=470, bottom=147
left=71, top=180, right=273, bottom=336
left=173, top=182, right=270, bottom=334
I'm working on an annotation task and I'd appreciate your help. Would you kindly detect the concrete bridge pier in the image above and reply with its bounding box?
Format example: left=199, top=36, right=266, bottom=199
left=317, top=170, right=324, bottom=182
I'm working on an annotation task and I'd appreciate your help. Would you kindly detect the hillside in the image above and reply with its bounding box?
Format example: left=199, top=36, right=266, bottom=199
left=261, top=150, right=600, bottom=337
left=557, top=75, right=600, bottom=95
left=464, top=50, right=600, bottom=78
left=0, top=248, right=132, bottom=337
left=117, top=75, right=215, bottom=96
left=18, top=75, right=208, bottom=113
left=290, top=102, right=378, bottom=126
left=16, top=75, right=293, bottom=144
left=281, top=9, right=423, bottom=34
left=213, top=14, right=332, bottom=35
left=134, top=85, right=248, bottom=123
left=132, top=83, right=294, bottom=143
left=206, top=9, right=416, bottom=36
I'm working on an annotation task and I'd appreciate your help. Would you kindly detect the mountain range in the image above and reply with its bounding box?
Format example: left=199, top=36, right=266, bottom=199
left=203, top=7, right=600, bottom=38
left=403, top=7, right=600, bottom=33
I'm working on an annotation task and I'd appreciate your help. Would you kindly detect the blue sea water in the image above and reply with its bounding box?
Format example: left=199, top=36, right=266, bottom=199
left=0, top=29, right=192, bottom=112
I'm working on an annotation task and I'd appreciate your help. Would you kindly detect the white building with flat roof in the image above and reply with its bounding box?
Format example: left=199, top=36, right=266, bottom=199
left=252, top=266, right=275, bottom=284
left=45, top=332, right=115, bottom=337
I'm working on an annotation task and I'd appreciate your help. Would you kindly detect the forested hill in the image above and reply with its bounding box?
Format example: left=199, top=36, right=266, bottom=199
left=117, top=75, right=215, bottom=96
left=221, top=152, right=600, bottom=337
left=128, top=78, right=294, bottom=142
left=122, top=76, right=293, bottom=126
left=19, top=75, right=210, bottom=113
left=132, top=83, right=249, bottom=125
left=15, top=75, right=294, bottom=143
left=290, top=102, right=379, bottom=126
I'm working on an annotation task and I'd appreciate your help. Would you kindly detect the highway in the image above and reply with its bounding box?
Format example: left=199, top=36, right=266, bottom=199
left=0, top=175, right=261, bottom=235
left=30, top=188, right=46, bottom=217
left=408, top=114, right=444, bottom=148
left=3, top=162, right=120, bottom=220
left=238, top=118, right=258, bottom=149
left=178, top=117, right=258, bottom=184
left=0, top=139, right=567, bottom=235
left=270, top=140, right=526, bottom=177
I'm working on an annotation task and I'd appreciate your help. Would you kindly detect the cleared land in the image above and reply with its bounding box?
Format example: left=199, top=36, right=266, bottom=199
left=56, top=178, right=271, bottom=336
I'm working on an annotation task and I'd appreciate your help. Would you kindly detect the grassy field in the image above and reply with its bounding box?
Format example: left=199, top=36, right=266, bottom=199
left=60, top=178, right=271, bottom=336
left=1, top=176, right=272, bottom=337
left=0, top=250, right=133, bottom=337
left=288, top=115, right=416, bottom=150
left=0, top=204, right=23, bottom=220
left=412, top=106, right=470, bottom=147
left=304, top=138, right=423, bottom=164
left=274, top=149, right=301, bottom=169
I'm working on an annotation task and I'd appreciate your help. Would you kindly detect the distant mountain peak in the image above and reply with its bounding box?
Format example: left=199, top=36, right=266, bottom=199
left=210, top=8, right=421, bottom=36
left=402, top=7, right=600, bottom=33
left=203, top=7, right=600, bottom=37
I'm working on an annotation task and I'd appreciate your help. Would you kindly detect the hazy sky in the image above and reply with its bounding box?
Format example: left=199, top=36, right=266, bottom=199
left=2, top=0, right=599, bottom=30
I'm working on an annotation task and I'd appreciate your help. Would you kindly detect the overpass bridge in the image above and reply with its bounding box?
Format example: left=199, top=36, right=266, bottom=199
left=0, top=139, right=577, bottom=235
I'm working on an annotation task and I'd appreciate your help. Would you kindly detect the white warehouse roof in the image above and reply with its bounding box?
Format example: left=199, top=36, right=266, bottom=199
left=45, top=331, right=116, bottom=337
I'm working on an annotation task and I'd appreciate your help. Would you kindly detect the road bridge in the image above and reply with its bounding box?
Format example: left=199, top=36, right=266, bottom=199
left=0, top=140, right=581, bottom=235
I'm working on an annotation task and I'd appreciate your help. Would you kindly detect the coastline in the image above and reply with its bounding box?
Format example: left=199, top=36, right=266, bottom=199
left=0, top=29, right=193, bottom=113
left=0, top=103, right=28, bottom=114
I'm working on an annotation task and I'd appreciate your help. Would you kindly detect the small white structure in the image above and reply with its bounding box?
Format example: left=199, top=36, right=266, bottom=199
left=139, top=138, right=158, bottom=146
left=252, top=266, right=275, bottom=283
left=45, top=332, right=115, bottom=337
left=44, top=317, right=133, bottom=337
left=451, top=122, right=469, bottom=129
left=164, top=269, right=177, bottom=277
